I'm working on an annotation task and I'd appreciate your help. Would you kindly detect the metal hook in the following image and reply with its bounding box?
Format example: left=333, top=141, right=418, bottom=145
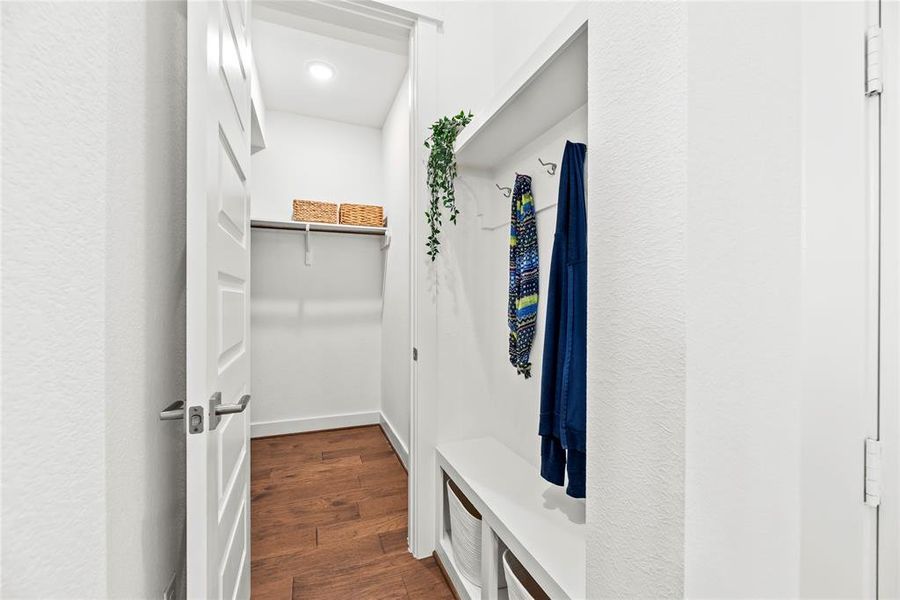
left=538, top=157, right=558, bottom=176
left=496, top=184, right=512, bottom=198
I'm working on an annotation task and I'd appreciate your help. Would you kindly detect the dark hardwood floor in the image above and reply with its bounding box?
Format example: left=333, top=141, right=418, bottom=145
left=251, top=425, right=454, bottom=599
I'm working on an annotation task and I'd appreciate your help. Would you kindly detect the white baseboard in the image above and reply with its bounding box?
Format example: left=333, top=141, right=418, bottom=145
left=379, top=413, right=409, bottom=470
left=251, top=411, right=409, bottom=470
left=251, top=411, right=381, bottom=438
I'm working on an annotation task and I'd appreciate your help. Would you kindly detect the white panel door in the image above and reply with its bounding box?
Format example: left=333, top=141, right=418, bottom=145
left=801, top=1, right=880, bottom=596
left=186, top=0, right=252, bottom=598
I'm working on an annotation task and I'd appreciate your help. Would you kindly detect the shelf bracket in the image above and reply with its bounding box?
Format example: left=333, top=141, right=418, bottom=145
left=304, top=223, right=313, bottom=266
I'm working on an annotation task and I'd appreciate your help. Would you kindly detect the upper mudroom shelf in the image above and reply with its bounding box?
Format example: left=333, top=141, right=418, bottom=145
left=453, top=8, right=587, bottom=172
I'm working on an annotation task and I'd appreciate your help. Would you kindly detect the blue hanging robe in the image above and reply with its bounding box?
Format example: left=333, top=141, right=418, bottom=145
left=539, top=141, right=587, bottom=499
left=508, top=174, right=539, bottom=378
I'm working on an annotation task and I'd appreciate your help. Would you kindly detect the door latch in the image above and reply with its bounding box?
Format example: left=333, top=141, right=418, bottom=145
left=189, top=406, right=204, bottom=434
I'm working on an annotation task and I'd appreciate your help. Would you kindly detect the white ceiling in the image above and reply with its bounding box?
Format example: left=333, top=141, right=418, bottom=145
left=252, top=13, right=408, bottom=128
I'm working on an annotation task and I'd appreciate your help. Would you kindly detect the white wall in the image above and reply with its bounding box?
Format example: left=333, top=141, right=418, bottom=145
left=2, top=2, right=187, bottom=598
left=250, top=229, right=383, bottom=435
left=584, top=3, right=688, bottom=596
left=491, top=1, right=577, bottom=88
left=581, top=3, right=805, bottom=596
left=250, top=112, right=385, bottom=436
left=2, top=4, right=108, bottom=595
left=684, top=3, right=803, bottom=597
left=250, top=111, right=384, bottom=221
left=582, top=2, right=875, bottom=598
left=106, top=3, right=188, bottom=598
left=409, top=0, right=499, bottom=464
left=380, top=73, right=411, bottom=454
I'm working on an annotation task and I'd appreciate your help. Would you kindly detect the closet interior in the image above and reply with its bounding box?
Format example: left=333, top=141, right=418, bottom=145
left=248, top=2, right=412, bottom=465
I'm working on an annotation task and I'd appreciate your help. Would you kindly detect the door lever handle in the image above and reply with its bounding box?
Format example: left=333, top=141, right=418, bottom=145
left=159, top=400, right=185, bottom=421
left=215, top=394, right=251, bottom=416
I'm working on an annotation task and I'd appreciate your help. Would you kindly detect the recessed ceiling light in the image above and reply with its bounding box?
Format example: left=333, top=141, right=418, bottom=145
left=307, top=61, right=335, bottom=82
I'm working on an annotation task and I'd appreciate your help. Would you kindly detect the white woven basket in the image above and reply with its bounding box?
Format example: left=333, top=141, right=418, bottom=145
left=503, top=550, right=537, bottom=600
left=447, top=480, right=482, bottom=586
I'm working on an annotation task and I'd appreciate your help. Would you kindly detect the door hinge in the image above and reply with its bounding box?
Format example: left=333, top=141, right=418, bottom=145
left=865, top=438, right=882, bottom=507
left=413, top=347, right=418, bottom=361
left=866, top=26, right=883, bottom=96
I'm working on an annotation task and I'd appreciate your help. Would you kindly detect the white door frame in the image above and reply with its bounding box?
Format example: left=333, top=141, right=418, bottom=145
left=406, top=15, right=440, bottom=559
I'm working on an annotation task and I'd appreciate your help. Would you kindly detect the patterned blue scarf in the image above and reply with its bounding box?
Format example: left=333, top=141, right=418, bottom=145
left=508, top=174, right=539, bottom=378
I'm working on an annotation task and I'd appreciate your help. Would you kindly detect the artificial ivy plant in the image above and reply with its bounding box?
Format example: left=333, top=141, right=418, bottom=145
left=424, top=110, right=473, bottom=260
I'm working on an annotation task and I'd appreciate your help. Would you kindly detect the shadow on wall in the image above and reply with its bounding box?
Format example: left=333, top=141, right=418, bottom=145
left=108, top=1, right=188, bottom=599
left=143, top=0, right=188, bottom=596
left=250, top=229, right=385, bottom=330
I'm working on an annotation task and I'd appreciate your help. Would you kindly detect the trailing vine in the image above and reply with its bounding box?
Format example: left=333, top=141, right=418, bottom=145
left=424, top=110, right=473, bottom=260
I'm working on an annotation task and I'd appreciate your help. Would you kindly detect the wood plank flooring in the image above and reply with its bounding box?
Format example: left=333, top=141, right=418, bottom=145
left=251, top=425, right=454, bottom=599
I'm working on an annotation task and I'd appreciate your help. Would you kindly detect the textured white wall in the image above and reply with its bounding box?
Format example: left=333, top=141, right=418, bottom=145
left=380, top=74, right=411, bottom=451
left=2, top=4, right=109, bottom=596
left=684, top=3, right=803, bottom=597
left=583, top=3, right=863, bottom=597
left=2, top=2, right=187, bottom=598
left=585, top=2, right=687, bottom=597
left=250, top=111, right=384, bottom=221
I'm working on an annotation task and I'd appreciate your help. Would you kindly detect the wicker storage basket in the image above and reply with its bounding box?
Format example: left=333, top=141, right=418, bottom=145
left=292, top=199, right=338, bottom=224
left=447, top=479, right=482, bottom=586
left=502, top=550, right=549, bottom=600
left=339, top=203, right=384, bottom=227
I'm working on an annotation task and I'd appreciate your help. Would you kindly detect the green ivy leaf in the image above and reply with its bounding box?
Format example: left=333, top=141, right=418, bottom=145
left=424, top=109, right=473, bottom=260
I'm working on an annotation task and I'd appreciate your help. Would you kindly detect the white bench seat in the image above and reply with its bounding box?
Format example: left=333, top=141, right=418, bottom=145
left=436, top=437, right=586, bottom=600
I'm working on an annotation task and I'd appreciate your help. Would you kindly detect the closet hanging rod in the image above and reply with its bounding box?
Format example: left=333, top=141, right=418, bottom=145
left=250, top=219, right=387, bottom=236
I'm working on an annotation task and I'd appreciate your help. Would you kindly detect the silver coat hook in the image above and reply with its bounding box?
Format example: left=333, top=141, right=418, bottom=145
left=538, top=158, right=558, bottom=175
left=496, top=184, right=512, bottom=198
